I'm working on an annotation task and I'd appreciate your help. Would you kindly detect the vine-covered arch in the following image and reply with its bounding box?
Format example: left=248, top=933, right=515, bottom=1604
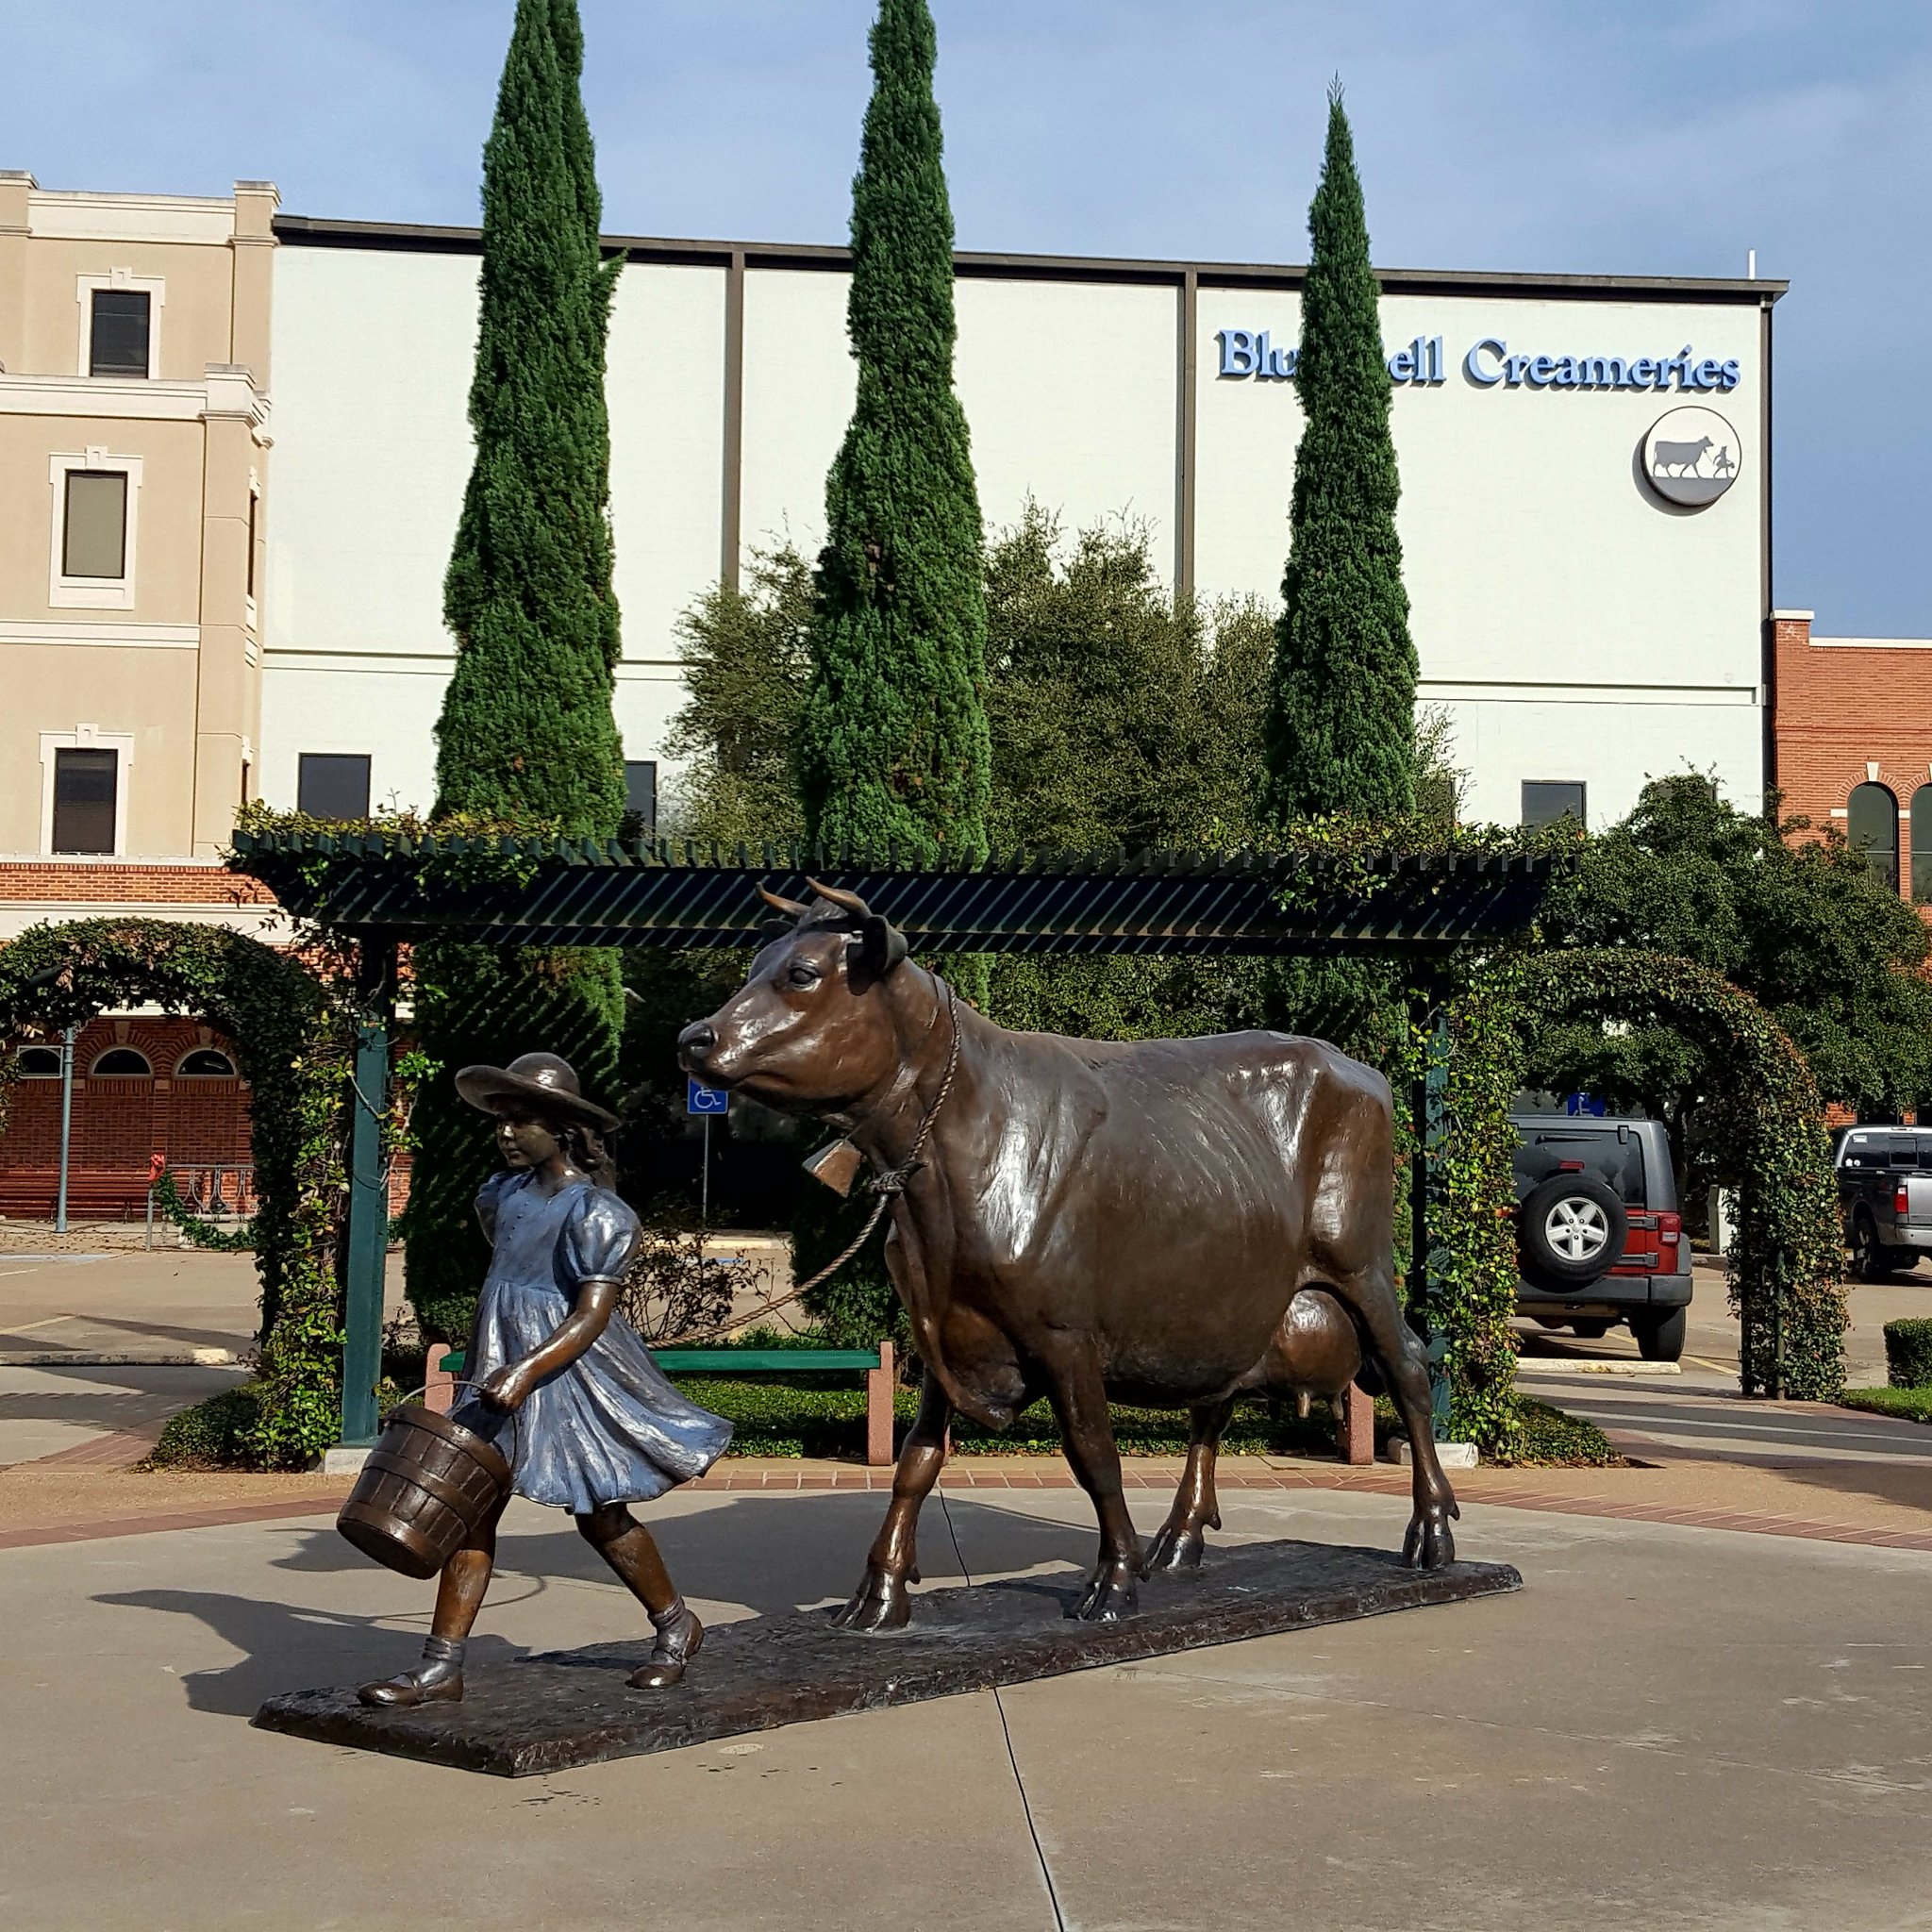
left=1436, top=947, right=1845, bottom=1446
left=0, top=918, right=353, bottom=1465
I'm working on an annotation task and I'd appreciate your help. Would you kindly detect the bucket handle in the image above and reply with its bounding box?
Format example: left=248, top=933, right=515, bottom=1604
left=388, top=1377, right=521, bottom=1467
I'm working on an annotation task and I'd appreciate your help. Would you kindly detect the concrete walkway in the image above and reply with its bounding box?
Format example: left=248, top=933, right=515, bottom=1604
left=3, top=1484, right=1929, bottom=1929
left=0, top=1362, right=247, bottom=1469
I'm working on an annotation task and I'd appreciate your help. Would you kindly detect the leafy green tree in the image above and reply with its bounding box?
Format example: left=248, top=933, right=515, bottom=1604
left=794, top=0, right=991, bottom=864
left=1260, top=83, right=1418, bottom=1062
left=979, top=504, right=1274, bottom=1041
left=984, top=506, right=1271, bottom=855
left=662, top=546, right=813, bottom=845
left=406, top=0, right=627, bottom=1345
left=1531, top=774, right=1932, bottom=1194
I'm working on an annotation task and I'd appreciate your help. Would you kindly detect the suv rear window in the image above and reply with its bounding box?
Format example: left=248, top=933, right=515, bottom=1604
left=1512, top=1128, right=1647, bottom=1206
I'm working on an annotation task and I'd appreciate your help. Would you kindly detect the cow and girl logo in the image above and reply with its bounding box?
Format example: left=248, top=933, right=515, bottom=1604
left=1641, top=407, right=1740, bottom=508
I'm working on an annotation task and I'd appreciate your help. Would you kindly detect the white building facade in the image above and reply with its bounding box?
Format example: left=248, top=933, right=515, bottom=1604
left=262, top=219, right=1779, bottom=833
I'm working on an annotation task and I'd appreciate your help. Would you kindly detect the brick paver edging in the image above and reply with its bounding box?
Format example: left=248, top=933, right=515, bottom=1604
left=0, top=1491, right=349, bottom=1550
left=682, top=1463, right=1932, bottom=1554
left=7, top=1460, right=1931, bottom=1555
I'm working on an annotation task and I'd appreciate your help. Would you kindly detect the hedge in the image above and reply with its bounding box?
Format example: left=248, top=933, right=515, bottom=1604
left=1885, top=1320, right=1932, bottom=1389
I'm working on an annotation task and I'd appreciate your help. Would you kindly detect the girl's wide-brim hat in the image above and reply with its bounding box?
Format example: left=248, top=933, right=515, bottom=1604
left=454, top=1052, right=621, bottom=1133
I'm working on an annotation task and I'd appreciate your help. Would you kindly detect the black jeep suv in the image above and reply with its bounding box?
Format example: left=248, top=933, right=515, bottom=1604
left=1511, top=1113, right=1691, bottom=1362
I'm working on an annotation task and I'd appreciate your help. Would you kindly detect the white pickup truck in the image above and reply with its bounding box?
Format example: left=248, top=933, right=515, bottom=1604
left=1834, top=1125, right=1932, bottom=1281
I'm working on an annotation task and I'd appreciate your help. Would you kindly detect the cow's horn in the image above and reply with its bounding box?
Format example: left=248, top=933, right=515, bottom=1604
left=756, top=882, right=815, bottom=921
left=803, top=878, right=873, bottom=920
left=805, top=877, right=908, bottom=975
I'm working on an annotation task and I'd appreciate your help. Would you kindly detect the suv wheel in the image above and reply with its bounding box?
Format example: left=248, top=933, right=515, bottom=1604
left=1630, top=1306, right=1687, bottom=1362
left=1520, top=1174, right=1629, bottom=1291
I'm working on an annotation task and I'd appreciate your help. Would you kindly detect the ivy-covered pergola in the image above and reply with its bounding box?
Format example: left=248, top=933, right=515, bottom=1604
left=233, top=828, right=1557, bottom=1449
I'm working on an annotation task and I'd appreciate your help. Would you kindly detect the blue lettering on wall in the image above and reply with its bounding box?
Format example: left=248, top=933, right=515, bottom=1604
left=1221, top=329, right=1743, bottom=393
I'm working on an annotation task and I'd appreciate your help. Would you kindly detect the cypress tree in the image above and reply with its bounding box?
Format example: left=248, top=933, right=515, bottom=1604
left=435, top=0, right=625, bottom=828
left=406, top=0, right=627, bottom=1346
left=1262, top=84, right=1417, bottom=1062
left=1263, top=82, right=1417, bottom=828
left=795, top=0, right=991, bottom=862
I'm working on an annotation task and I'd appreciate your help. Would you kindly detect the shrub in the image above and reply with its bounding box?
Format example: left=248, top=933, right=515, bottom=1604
left=1494, top=1397, right=1621, bottom=1468
left=675, top=1376, right=1357, bottom=1461
left=144, top=1386, right=262, bottom=1470
left=618, top=1215, right=774, bottom=1344
left=1884, top=1319, right=1932, bottom=1389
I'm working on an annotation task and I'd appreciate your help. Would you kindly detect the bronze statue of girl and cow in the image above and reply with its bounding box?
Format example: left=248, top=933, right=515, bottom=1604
left=340, top=879, right=1459, bottom=1696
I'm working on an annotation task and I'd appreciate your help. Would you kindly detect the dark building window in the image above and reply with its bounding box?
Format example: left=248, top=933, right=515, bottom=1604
left=246, top=490, right=258, bottom=599
left=92, top=1047, right=153, bottom=1076
left=51, top=747, right=117, bottom=854
left=62, top=470, right=128, bottom=578
left=296, top=753, right=372, bottom=820
left=1522, top=780, right=1586, bottom=829
left=16, top=1046, right=62, bottom=1077
left=624, top=759, right=658, bottom=828
left=89, top=288, right=152, bottom=377
left=1848, top=781, right=1900, bottom=892
left=176, top=1048, right=238, bottom=1077
left=1911, top=787, right=1932, bottom=904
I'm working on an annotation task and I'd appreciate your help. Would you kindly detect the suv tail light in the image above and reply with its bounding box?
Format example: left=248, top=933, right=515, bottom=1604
left=1658, top=1210, right=1681, bottom=1251
left=1897, top=1184, right=1911, bottom=1217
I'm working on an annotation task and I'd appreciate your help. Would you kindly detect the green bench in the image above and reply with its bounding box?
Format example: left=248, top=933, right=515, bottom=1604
left=431, top=1340, right=899, bottom=1466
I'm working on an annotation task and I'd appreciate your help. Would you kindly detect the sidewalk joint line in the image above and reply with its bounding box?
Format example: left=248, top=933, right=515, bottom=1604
left=940, top=1491, right=1067, bottom=1932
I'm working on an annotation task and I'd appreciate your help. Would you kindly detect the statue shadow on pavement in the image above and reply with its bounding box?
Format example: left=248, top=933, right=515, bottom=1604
left=92, top=1492, right=1101, bottom=1722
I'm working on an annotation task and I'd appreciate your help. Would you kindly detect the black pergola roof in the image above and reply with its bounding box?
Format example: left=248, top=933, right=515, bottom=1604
left=231, top=833, right=1557, bottom=958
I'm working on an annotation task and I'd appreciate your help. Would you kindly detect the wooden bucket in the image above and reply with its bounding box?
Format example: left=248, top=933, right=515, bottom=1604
left=336, top=1401, right=513, bottom=1581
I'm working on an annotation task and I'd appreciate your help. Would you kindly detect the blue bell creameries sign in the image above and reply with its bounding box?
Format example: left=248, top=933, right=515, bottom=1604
left=1217, top=328, right=1742, bottom=393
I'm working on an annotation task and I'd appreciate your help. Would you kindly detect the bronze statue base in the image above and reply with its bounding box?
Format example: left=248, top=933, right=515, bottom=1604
left=253, top=1539, right=1521, bottom=1777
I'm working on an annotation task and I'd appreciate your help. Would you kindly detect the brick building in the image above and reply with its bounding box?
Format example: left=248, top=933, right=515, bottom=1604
left=1770, top=611, right=1932, bottom=911
left=0, top=1014, right=252, bottom=1219
left=0, top=861, right=288, bottom=1220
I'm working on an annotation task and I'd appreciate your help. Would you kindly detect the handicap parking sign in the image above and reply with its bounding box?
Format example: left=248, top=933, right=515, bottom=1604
left=686, top=1077, right=730, bottom=1116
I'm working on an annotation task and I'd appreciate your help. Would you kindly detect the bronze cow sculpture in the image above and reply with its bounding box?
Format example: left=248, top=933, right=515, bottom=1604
left=679, top=883, right=1459, bottom=1625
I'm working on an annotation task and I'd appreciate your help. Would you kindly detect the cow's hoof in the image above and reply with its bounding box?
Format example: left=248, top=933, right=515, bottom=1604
left=1402, top=1514, right=1457, bottom=1569
left=1068, top=1562, right=1140, bottom=1622
left=1141, top=1523, right=1207, bottom=1574
left=831, top=1569, right=912, bottom=1631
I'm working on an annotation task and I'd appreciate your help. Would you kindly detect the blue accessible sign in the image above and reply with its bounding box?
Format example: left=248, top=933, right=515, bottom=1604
left=686, top=1077, right=730, bottom=1116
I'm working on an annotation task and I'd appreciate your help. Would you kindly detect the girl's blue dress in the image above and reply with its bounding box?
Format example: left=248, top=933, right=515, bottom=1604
left=454, top=1171, right=733, bottom=1514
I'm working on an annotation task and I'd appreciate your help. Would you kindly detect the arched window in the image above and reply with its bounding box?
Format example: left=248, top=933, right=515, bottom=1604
left=1848, top=782, right=1900, bottom=892
left=90, top=1046, right=153, bottom=1076
left=1912, top=787, right=1932, bottom=904
left=175, top=1047, right=237, bottom=1077
left=15, top=1046, right=62, bottom=1077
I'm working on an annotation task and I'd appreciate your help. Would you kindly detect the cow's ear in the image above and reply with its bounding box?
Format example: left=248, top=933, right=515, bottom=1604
left=849, top=914, right=908, bottom=978
left=757, top=918, right=792, bottom=941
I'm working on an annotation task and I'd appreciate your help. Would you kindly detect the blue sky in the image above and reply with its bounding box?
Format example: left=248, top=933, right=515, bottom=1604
left=8, top=1, right=1930, bottom=632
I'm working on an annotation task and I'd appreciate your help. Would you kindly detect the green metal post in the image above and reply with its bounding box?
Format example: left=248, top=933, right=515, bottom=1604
left=340, top=938, right=394, bottom=1448
left=1408, top=978, right=1453, bottom=1440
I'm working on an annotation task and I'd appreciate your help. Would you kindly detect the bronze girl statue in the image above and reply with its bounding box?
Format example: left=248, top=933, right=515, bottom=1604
left=358, top=1053, right=732, bottom=1707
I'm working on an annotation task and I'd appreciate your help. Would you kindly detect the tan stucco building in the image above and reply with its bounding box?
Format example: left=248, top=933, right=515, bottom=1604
left=0, top=173, right=275, bottom=903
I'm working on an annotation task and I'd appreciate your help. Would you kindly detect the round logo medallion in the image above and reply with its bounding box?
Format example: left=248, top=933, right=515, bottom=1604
left=1641, top=407, right=1741, bottom=508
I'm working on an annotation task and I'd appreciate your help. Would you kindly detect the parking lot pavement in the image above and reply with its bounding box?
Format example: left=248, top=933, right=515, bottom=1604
left=0, top=1243, right=414, bottom=1362
left=3, top=1484, right=1930, bottom=1931
left=1512, top=1373, right=1932, bottom=1470
left=1516, top=1255, right=1932, bottom=1390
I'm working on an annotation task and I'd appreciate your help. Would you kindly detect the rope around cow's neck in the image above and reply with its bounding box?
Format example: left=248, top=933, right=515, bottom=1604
left=650, top=978, right=961, bottom=1346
